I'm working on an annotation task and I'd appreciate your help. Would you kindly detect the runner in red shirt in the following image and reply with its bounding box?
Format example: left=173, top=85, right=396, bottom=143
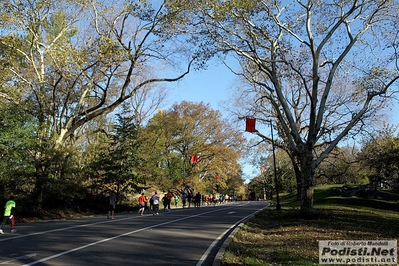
left=138, top=193, right=147, bottom=216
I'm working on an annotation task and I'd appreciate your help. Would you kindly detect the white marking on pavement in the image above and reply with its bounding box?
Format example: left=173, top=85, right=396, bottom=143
left=21, top=204, right=250, bottom=266
left=196, top=203, right=270, bottom=266
left=0, top=217, right=129, bottom=242
left=0, top=253, right=37, bottom=265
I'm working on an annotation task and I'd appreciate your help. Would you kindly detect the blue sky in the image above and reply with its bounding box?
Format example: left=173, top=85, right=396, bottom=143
left=171, top=61, right=237, bottom=112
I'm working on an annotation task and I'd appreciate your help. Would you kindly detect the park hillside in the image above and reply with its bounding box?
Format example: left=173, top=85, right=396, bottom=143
left=221, top=184, right=399, bottom=266
left=1, top=1, right=399, bottom=220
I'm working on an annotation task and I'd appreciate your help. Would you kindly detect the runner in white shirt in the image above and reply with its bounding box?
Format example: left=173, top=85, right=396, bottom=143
left=151, top=191, right=160, bottom=215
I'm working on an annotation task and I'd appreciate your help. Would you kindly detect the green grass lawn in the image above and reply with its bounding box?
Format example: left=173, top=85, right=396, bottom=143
left=221, top=185, right=399, bottom=266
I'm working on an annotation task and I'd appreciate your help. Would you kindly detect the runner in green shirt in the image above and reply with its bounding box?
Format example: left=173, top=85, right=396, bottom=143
left=0, top=196, right=16, bottom=234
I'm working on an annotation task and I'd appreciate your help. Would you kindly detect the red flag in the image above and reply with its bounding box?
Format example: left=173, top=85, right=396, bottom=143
left=215, top=175, right=219, bottom=180
left=245, top=117, right=256, bottom=132
left=191, top=154, right=199, bottom=165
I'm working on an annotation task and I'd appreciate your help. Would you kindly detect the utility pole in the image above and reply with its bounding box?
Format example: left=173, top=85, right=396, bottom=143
left=269, top=120, right=281, bottom=210
left=239, top=116, right=281, bottom=210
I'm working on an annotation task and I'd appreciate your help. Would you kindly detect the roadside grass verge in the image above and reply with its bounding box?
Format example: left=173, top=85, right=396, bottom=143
left=221, top=185, right=399, bottom=266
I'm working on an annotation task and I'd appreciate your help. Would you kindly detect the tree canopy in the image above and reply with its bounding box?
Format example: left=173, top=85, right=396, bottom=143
left=140, top=101, right=245, bottom=194
left=359, top=127, right=399, bottom=189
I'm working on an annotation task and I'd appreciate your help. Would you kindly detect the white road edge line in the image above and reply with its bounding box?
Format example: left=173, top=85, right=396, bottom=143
left=195, top=202, right=270, bottom=266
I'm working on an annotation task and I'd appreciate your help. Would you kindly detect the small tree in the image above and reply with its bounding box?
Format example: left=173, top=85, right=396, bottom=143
left=359, top=129, right=399, bottom=189
left=316, top=146, right=363, bottom=185
left=89, top=106, right=145, bottom=198
left=0, top=102, right=36, bottom=200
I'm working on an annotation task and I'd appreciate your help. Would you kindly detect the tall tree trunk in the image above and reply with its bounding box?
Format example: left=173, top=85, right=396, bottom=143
left=34, top=165, right=48, bottom=212
left=300, top=173, right=314, bottom=212
left=294, top=165, right=301, bottom=201
left=289, top=154, right=302, bottom=201
left=298, top=149, right=315, bottom=213
left=33, top=147, right=52, bottom=212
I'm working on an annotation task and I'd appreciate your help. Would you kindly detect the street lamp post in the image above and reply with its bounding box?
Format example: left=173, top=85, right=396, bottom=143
left=268, top=120, right=281, bottom=210
left=240, top=116, right=281, bottom=210
left=260, top=168, right=267, bottom=201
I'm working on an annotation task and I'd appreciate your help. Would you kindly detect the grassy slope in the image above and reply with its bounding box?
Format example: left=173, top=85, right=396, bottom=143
left=221, top=185, right=399, bottom=266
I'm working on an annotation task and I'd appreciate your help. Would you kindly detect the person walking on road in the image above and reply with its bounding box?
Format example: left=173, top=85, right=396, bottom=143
left=0, top=196, right=16, bottom=234
left=166, top=191, right=173, bottom=211
left=187, top=193, right=193, bottom=208
left=182, top=192, right=187, bottom=208
left=151, top=191, right=160, bottom=215
left=162, top=194, right=169, bottom=212
left=194, top=192, right=201, bottom=209
left=149, top=196, right=153, bottom=211
left=174, top=195, right=179, bottom=208
left=107, top=192, right=117, bottom=219
left=138, top=193, right=147, bottom=216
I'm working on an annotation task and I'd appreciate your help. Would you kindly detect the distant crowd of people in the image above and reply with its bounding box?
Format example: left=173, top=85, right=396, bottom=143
left=106, top=190, right=243, bottom=217
left=132, top=191, right=241, bottom=216
left=103, top=190, right=243, bottom=219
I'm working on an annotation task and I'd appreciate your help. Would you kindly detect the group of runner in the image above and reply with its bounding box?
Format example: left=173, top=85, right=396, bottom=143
left=156, top=191, right=239, bottom=209
left=201, top=193, right=239, bottom=205
left=132, top=190, right=241, bottom=216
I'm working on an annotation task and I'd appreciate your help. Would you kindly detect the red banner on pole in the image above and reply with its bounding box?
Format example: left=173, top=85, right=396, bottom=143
left=191, top=154, right=199, bottom=165
left=245, top=117, right=257, bottom=132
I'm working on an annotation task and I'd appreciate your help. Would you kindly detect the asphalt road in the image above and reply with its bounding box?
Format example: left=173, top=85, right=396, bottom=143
left=0, top=201, right=269, bottom=266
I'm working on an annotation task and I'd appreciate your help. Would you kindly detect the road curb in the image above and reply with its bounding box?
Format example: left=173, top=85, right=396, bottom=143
left=212, top=222, right=245, bottom=266
left=212, top=202, right=271, bottom=266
